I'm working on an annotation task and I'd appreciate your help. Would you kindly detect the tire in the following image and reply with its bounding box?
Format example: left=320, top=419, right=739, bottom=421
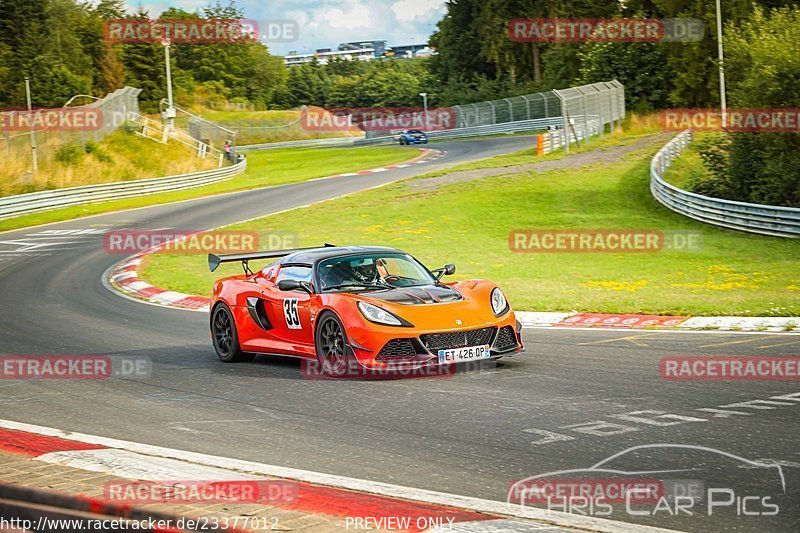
left=315, top=312, right=351, bottom=376
left=211, top=303, right=254, bottom=362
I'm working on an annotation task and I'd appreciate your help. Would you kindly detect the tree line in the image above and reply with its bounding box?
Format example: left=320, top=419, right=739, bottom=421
left=0, top=0, right=285, bottom=111
left=2, top=0, right=798, bottom=205
left=3, top=0, right=795, bottom=112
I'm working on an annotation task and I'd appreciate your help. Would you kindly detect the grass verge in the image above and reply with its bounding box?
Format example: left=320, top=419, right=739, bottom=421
left=141, top=126, right=800, bottom=317
left=198, top=109, right=360, bottom=145
left=0, top=145, right=419, bottom=233
left=0, top=130, right=217, bottom=197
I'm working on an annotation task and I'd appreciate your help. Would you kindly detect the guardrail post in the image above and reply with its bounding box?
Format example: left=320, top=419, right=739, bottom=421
left=522, top=95, right=531, bottom=121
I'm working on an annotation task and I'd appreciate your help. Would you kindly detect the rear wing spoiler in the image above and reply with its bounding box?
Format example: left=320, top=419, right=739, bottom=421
left=208, top=244, right=336, bottom=273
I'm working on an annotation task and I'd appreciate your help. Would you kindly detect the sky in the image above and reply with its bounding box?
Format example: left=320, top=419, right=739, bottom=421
left=125, top=0, right=448, bottom=55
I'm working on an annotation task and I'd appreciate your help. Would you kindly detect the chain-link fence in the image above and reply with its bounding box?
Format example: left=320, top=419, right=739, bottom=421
left=553, top=80, right=625, bottom=152
left=1, top=86, right=142, bottom=161
left=435, top=81, right=624, bottom=141
left=359, top=80, right=624, bottom=147
left=194, top=107, right=364, bottom=147
left=451, top=92, right=562, bottom=129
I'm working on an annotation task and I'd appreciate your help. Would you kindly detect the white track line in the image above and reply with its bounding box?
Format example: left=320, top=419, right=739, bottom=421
left=0, top=418, right=675, bottom=533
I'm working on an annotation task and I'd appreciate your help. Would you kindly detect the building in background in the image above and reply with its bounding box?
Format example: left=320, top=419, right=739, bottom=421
left=338, top=40, right=387, bottom=56
left=386, top=44, right=432, bottom=59
left=281, top=40, right=434, bottom=66
left=283, top=48, right=376, bottom=66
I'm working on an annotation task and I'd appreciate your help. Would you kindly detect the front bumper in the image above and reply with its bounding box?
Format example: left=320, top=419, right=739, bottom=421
left=349, top=317, right=524, bottom=370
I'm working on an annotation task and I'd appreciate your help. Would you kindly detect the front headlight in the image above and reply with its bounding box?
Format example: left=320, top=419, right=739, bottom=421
left=491, top=288, right=509, bottom=316
left=358, top=301, right=403, bottom=326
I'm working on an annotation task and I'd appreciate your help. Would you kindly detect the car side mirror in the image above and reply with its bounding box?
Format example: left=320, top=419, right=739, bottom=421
left=278, top=280, right=312, bottom=293
left=434, top=264, right=456, bottom=280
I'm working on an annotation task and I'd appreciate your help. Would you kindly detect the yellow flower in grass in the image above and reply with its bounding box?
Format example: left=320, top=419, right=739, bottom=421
left=708, top=265, right=734, bottom=274
left=671, top=281, right=755, bottom=291
left=582, top=280, right=649, bottom=293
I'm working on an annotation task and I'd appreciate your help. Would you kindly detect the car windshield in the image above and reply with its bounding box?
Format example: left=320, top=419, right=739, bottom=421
left=408, top=130, right=424, bottom=134
left=319, top=253, right=435, bottom=291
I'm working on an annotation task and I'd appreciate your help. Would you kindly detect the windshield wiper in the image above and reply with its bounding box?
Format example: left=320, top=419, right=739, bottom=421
left=323, top=282, right=395, bottom=292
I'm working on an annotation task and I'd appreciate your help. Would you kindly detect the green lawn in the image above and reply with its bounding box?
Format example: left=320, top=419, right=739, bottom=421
left=0, top=145, right=418, bottom=232
left=141, top=130, right=800, bottom=317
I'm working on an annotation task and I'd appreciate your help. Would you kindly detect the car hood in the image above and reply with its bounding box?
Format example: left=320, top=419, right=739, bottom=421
left=364, top=284, right=462, bottom=305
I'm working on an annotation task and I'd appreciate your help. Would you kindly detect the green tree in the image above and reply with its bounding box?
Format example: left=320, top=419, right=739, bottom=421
left=580, top=42, right=671, bottom=111
left=722, top=6, right=800, bottom=206
left=120, top=11, right=166, bottom=110
left=685, top=6, right=800, bottom=207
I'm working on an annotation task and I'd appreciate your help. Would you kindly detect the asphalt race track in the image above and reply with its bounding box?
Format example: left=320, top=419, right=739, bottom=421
left=0, top=137, right=798, bottom=532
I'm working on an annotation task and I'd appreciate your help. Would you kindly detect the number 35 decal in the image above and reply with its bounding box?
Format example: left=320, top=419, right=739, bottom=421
left=283, top=299, right=301, bottom=329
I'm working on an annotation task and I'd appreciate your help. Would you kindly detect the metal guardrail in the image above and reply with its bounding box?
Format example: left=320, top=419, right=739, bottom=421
left=651, top=130, right=800, bottom=238
left=0, top=158, right=246, bottom=220
left=353, top=117, right=565, bottom=146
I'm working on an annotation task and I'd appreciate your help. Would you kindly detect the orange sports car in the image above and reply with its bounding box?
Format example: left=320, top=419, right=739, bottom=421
left=208, top=245, right=523, bottom=376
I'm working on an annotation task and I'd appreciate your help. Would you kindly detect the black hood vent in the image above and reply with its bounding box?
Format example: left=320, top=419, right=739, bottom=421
left=366, top=284, right=462, bottom=305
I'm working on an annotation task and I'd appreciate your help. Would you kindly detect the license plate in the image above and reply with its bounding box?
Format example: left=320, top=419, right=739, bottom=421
left=438, top=344, right=491, bottom=364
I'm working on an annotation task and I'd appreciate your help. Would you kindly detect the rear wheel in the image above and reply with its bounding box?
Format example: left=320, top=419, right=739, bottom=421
left=315, top=313, right=350, bottom=376
left=212, top=303, right=254, bottom=362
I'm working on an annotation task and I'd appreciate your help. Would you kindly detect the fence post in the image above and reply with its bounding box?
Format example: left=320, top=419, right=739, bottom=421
left=522, top=95, right=531, bottom=121
left=580, top=88, right=590, bottom=145
left=552, top=89, right=569, bottom=153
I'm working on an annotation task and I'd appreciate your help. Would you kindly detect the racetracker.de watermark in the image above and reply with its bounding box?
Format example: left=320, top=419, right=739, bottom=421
left=661, top=109, right=800, bottom=132
left=509, top=18, right=703, bottom=43
left=0, top=356, right=152, bottom=379
left=256, top=20, right=299, bottom=43
left=301, top=107, right=455, bottom=132
left=104, top=480, right=297, bottom=504
left=509, top=230, right=703, bottom=253
left=102, top=230, right=295, bottom=254
left=300, top=359, right=498, bottom=380
left=0, top=108, right=102, bottom=131
left=104, top=18, right=258, bottom=44
left=509, top=478, right=664, bottom=505
left=661, top=356, right=800, bottom=381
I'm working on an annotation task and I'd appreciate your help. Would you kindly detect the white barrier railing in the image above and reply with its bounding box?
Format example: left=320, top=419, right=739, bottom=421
left=353, top=117, right=565, bottom=146
left=535, top=117, right=602, bottom=155
left=0, top=158, right=246, bottom=221
left=128, top=112, right=225, bottom=167
left=651, top=130, right=800, bottom=238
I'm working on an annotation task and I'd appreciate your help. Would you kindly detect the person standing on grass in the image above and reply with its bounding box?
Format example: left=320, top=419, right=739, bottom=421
left=224, top=141, right=232, bottom=162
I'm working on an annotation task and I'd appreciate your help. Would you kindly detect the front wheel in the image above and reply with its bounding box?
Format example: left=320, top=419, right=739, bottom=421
left=211, top=303, right=253, bottom=362
left=315, top=313, right=350, bottom=376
